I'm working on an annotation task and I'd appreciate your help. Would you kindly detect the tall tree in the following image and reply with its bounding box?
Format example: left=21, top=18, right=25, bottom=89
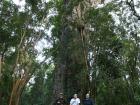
left=0, top=0, right=50, bottom=105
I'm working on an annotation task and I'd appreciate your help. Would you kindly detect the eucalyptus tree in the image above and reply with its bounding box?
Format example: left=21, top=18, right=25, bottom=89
left=49, top=0, right=105, bottom=103
left=0, top=0, right=50, bottom=105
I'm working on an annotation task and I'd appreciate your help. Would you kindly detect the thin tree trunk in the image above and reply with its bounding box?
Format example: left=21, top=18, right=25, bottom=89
left=9, top=75, right=30, bottom=105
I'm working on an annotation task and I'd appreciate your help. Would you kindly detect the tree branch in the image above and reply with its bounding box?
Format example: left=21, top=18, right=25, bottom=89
left=126, top=0, right=140, bottom=20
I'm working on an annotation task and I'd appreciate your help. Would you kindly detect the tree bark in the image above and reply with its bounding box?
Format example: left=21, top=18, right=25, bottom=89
left=9, top=75, right=30, bottom=105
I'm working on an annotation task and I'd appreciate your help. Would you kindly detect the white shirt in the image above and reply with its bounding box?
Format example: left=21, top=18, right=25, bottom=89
left=70, top=98, right=80, bottom=105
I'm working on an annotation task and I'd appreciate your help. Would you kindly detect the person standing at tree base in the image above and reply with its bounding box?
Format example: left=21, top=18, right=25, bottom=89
left=54, top=93, right=66, bottom=105
left=70, top=94, right=80, bottom=105
left=83, top=94, right=94, bottom=105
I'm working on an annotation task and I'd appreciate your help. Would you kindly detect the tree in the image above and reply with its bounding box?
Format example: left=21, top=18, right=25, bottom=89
left=0, top=0, right=50, bottom=105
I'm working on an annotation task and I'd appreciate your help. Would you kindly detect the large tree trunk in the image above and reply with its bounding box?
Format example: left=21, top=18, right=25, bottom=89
left=52, top=0, right=102, bottom=103
left=52, top=63, right=65, bottom=99
left=52, top=0, right=69, bottom=103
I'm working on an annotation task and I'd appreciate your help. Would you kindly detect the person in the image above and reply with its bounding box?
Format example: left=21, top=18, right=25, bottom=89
left=70, top=94, right=80, bottom=105
left=54, top=93, right=66, bottom=105
left=83, top=94, right=94, bottom=105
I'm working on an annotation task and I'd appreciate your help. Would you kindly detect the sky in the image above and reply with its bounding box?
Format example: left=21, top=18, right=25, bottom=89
left=12, top=0, right=50, bottom=11
left=12, top=0, right=25, bottom=11
left=12, top=0, right=50, bottom=5
left=12, top=0, right=25, bottom=5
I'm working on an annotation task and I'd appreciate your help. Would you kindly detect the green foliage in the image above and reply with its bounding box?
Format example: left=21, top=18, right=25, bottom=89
left=20, top=64, right=54, bottom=105
left=0, top=0, right=140, bottom=105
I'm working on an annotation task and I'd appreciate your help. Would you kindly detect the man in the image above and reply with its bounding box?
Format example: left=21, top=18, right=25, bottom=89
left=54, top=93, right=66, bottom=105
left=70, top=94, right=80, bottom=105
left=83, top=94, right=94, bottom=105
